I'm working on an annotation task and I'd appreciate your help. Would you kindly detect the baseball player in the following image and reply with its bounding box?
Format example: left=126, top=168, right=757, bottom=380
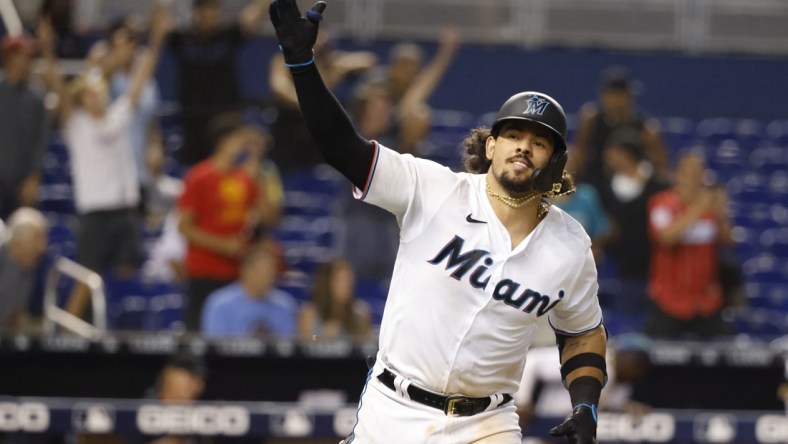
left=269, top=2, right=607, bottom=443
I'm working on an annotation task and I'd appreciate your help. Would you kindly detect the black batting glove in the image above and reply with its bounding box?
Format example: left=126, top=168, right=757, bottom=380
left=269, top=0, right=326, bottom=66
left=549, top=403, right=598, bottom=444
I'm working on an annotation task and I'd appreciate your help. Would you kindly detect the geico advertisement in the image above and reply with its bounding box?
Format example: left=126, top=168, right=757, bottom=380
left=3, top=401, right=788, bottom=443
left=136, top=405, right=250, bottom=435
left=755, top=415, right=788, bottom=443
left=0, top=402, right=50, bottom=432
left=596, top=413, right=676, bottom=442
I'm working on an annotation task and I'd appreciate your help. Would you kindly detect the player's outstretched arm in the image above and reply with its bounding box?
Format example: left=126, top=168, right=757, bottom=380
left=550, top=325, right=607, bottom=444
left=268, top=0, right=375, bottom=189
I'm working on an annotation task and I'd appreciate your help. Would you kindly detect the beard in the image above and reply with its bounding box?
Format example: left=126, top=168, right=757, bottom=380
left=493, top=165, right=535, bottom=194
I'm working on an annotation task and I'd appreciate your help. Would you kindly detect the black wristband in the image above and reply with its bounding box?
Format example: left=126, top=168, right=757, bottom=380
left=568, top=376, right=602, bottom=407
left=560, top=352, right=607, bottom=387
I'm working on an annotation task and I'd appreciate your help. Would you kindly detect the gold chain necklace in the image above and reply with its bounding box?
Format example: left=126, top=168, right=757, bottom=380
left=485, top=181, right=541, bottom=209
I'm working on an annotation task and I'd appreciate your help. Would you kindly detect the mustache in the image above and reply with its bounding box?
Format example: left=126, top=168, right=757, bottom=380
left=507, top=156, right=534, bottom=168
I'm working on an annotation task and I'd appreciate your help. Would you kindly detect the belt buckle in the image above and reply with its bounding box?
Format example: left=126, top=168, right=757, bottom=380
left=444, top=396, right=475, bottom=417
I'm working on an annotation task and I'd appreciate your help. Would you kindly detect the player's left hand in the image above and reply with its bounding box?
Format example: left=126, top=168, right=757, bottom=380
left=549, top=404, right=597, bottom=444
left=269, top=0, right=326, bottom=65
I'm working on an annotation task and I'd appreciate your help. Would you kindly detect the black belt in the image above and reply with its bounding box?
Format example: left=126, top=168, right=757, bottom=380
left=377, top=368, right=513, bottom=417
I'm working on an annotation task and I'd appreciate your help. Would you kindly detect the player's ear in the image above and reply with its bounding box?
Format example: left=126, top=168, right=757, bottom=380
left=485, top=135, right=495, bottom=161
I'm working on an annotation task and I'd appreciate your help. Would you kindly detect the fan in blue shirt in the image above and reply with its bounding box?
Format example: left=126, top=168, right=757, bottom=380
left=201, top=245, right=297, bottom=337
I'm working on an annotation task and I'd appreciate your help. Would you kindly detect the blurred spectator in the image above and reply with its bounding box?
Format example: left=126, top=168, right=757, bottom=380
left=145, top=351, right=207, bottom=444
left=177, top=114, right=263, bottom=331
left=553, top=182, right=611, bottom=264
left=142, top=210, right=187, bottom=285
left=41, top=8, right=171, bottom=318
left=165, top=0, right=269, bottom=165
left=598, top=130, right=668, bottom=327
left=367, top=28, right=461, bottom=121
left=298, top=259, right=372, bottom=341
left=152, top=351, right=207, bottom=403
left=350, top=29, right=460, bottom=156
left=0, top=207, right=48, bottom=332
left=348, top=77, right=397, bottom=146
left=0, top=34, right=49, bottom=220
left=41, top=0, right=82, bottom=57
left=571, top=66, right=667, bottom=193
left=201, top=244, right=297, bottom=338
left=143, top=136, right=182, bottom=231
left=86, top=15, right=163, bottom=203
left=239, top=126, right=284, bottom=233
left=645, top=152, right=734, bottom=339
left=338, top=79, right=400, bottom=283
left=268, top=31, right=377, bottom=172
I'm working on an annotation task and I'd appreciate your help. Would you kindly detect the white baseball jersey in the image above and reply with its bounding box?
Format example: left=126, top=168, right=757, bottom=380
left=358, top=143, right=603, bottom=398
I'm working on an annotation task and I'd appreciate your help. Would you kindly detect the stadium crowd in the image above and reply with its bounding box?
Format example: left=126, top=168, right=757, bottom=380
left=2, top=2, right=788, bottom=444
left=0, top=0, right=777, bottom=346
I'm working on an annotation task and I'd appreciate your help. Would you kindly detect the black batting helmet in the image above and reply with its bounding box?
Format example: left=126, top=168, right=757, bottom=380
left=490, top=92, right=569, bottom=194
left=490, top=91, right=567, bottom=154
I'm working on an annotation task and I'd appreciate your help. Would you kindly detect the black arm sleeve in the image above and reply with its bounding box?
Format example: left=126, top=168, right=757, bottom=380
left=290, top=64, right=376, bottom=189
left=568, top=376, right=602, bottom=407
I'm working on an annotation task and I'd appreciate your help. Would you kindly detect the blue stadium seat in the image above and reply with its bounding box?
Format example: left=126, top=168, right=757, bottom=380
left=274, top=166, right=346, bottom=274
left=422, top=109, right=475, bottom=170
left=732, top=118, right=767, bottom=148
left=743, top=253, right=787, bottom=287
left=143, top=291, right=185, bottom=331
left=730, top=225, right=759, bottom=260
left=475, top=111, right=497, bottom=129
left=657, top=116, right=698, bottom=152
left=698, top=117, right=766, bottom=149
left=766, top=119, right=788, bottom=145
left=105, top=275, right=186, bottom=331
left=748, top=145, right=787, bottom=176
left=705, top=139, right=745, bottom=180
left=767, top=170, right=788, bottom=198
left=422, top=133, right=464, bottom=171
left=726, top=169, right=767, bottom=198
left=724, top=307, right=784, bottom=338
left=431, top=109, right=475, bottom=132
left=40, top=136, right=77, bottom=215
left=45, top=213, right=78, bottom=259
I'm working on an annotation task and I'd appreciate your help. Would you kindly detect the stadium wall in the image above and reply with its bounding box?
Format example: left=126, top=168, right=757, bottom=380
left=155, top=36, right=788, bottom=122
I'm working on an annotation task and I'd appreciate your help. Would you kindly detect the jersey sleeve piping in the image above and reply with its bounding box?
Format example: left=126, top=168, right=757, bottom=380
left=549, top=317, right=604, bottom=337
left=353, top=140, right=381, bottom=201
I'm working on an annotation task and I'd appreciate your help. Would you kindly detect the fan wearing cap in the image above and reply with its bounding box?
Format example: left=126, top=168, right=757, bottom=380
left=269, top=2, right=607, bottom=443
left=0, top=34, right=48, bottom=220
left=571, top=66, right=667, bottom=195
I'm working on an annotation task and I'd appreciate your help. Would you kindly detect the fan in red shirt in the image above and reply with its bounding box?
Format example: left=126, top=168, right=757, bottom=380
left=178, top=113, right=262, bottom=331
left=645, top=152, right=734, bottom=338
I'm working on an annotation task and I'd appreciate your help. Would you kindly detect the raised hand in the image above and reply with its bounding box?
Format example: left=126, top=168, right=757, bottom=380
left=268, top=0, right=326, bottom=65
left=149, top=3, right=174, bottom=48
left=36, top=16, right=57, bottom=56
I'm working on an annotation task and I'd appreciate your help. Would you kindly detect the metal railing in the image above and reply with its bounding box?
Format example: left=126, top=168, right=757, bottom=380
left=49, top=0, right=788, bottom=55
left=42, top=257, right=107, bottom=340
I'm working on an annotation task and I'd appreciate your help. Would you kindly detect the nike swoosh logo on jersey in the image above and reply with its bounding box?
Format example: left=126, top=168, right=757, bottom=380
left=466, top=213, right=486, bottom=224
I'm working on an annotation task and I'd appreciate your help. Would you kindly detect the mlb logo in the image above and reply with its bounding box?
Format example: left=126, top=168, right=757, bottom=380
left=72, top=404, right=115, bottom=433
left=269, top=409, right=313, bottom=437
left=693, top=414, right=737, bottom=443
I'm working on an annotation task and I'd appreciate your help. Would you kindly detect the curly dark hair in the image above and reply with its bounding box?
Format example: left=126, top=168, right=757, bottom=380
left=462, top=127, right=493, bottom=174
left=461, top=126, right=576, bottom=197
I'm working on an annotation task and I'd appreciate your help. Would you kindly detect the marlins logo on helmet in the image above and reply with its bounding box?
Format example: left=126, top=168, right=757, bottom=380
left=524, top=96, right=550, bottom=116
